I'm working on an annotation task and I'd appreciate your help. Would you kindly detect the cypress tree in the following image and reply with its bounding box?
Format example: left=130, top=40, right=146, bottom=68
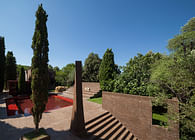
left=18, top=67, right=25, bottom=94
left=31, top=4, right=49, bottom=131
left=5, top=51, right=17, bottom=88
left=0, top=37, right=5, bottom=92
left=99, top=48, right=117, bottom=91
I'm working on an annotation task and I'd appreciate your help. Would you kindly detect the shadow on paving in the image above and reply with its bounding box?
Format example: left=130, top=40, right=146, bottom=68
left=0, top=112, right=137, bottom=140
left=0, top=121, right=81, bottom=140
left=85, top=112, right=137, bottom=140
left=0, top=106, right=7, bottom=119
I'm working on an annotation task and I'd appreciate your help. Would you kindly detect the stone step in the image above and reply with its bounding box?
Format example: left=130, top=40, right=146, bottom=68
left=83, top=91, right=98, bottom=96
left=106, top=124, right=126, bottom=140
left=92, top=119, right=119, bottom=139
left=84, top=91, right=100, bottom=95
left=126, top=132, right=133, bottom=140
left=85, top=112, right=137, bottom=140
left=117, top=128, right=130, bottom=140
left=62, top=92, right=93, bottom=99
left=100, top=121, right=122, bottom=139
left=86, top=113, right=114, bottom=132
left=83, top=94, right=93, bottom=99
left=66, top=87, right=99, bottom=94
left=64, top=91, right=97, bottom=99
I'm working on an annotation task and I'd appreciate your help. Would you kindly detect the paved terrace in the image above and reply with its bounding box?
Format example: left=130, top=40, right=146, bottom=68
left=0, top=92, right=136, bottom=140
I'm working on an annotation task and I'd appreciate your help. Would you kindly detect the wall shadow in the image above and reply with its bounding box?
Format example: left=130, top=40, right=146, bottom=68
left=0, top=112, right=137, bottom=140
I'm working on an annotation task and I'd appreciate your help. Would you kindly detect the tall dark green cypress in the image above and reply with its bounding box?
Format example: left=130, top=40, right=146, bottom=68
left=18, top=67, right=25, bottom=94
left=0, top=37, right=5, bottom=92
left=31, top=4, right=49, bottom=131
left=99, top=48, right=117, bottom=91
left=5, top=51, right=17, bottom=88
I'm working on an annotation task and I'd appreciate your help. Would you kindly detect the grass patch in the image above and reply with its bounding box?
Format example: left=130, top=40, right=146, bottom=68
left=88, top=97, right=102, bottom=104
left=152, top=113, right=168, bottom=127
left=23, top=128, right=49, bottom=140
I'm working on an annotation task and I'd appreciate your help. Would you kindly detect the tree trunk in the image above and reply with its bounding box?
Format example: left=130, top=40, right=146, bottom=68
left=35, top=122, right=39, bottom=132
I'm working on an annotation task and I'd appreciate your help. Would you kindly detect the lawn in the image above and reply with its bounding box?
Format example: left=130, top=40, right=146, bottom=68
left=152, top=113, right=168, bottom=127
left=88, top=97, right=102, bottom=104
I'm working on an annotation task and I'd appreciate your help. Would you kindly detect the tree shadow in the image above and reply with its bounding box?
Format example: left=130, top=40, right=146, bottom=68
left=0, top=120, right=81, bottom=140
left=0, top=112, right=137, bottom=140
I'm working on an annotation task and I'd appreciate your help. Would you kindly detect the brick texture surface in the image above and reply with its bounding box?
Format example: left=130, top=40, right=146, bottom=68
left=102, top=91, right=179, bottom=140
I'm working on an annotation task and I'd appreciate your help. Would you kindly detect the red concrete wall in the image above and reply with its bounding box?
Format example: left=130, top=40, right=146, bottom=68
left=102, top=91, right=179, bottom=140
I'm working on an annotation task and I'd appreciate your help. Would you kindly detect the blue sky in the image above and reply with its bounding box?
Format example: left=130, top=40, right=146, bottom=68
left=0, top=0, right=194, bottom=68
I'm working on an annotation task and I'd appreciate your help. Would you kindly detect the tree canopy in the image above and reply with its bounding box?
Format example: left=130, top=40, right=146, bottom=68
left=151, top=17, right=195, bottom=140
left=55, top=63, right=75, bottom=87
left=5, top=51, right=17, bottom=87
left=112, top=51, right=162, bottom=95
left=168, top=17, right=195, bottom=55
left=82, top=52, right=101, bottom=82
left=99, top=49, right=118, bottom=91
left=31, top=4, right=49, bottom=131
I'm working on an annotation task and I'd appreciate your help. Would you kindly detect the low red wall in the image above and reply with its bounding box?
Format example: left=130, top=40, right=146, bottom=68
left=102, top=91, right=179, bottom=140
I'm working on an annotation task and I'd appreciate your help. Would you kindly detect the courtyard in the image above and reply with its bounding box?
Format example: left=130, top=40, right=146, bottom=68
left=0, top=1, right=194, bottom=140
left=0, top=91, right=138, bottom=140
left=0, top=91, right=104, bottom=140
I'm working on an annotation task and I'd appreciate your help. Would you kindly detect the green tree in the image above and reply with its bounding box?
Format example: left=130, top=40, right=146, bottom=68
left=0, top=37, right=5, bottom=92
left=31, top=4, right=49, bottom=131
left=67, top=68, right=75, bottom=87
left=5, top=51, right=17, bottom=88
left=168, top=17, right=195, bottom=56
left=83, top=52, right=101, bottom=82
left=180, top=94, right=195, bottom=140
left=99, top=49, right=118, bottom=91
left=18, top=67, right=26, bottom=94
left=113, top=51, right=162, bottom=95
left=53, top=66, right=60, bottom=72
left=55, top=63, right=75, bottom=86
left=150, top=18, right=195, bottom=140
left=150, top=52, right=195, bottom=140
left=55, top=70, right=66, bottom=86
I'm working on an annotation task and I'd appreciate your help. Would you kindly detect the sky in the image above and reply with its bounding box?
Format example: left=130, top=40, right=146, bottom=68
left=0, top=0, right=195, bottom=68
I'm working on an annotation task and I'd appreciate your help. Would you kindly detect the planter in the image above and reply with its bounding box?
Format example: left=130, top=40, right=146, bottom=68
left=21, top=128, right=50, bottom=140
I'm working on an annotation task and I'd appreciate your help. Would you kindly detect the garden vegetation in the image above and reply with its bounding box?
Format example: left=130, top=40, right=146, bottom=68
left=97, top=17, right=195, bottom=140
left=31, top=4, right=49, bottom=131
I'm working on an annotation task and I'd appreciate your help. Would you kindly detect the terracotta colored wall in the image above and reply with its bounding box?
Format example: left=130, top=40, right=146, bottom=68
left=82, top=82, right=100, bottom=92
left=151, top=98, right=179, bottom=140
left=102, top=91, right=179, bottom=140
